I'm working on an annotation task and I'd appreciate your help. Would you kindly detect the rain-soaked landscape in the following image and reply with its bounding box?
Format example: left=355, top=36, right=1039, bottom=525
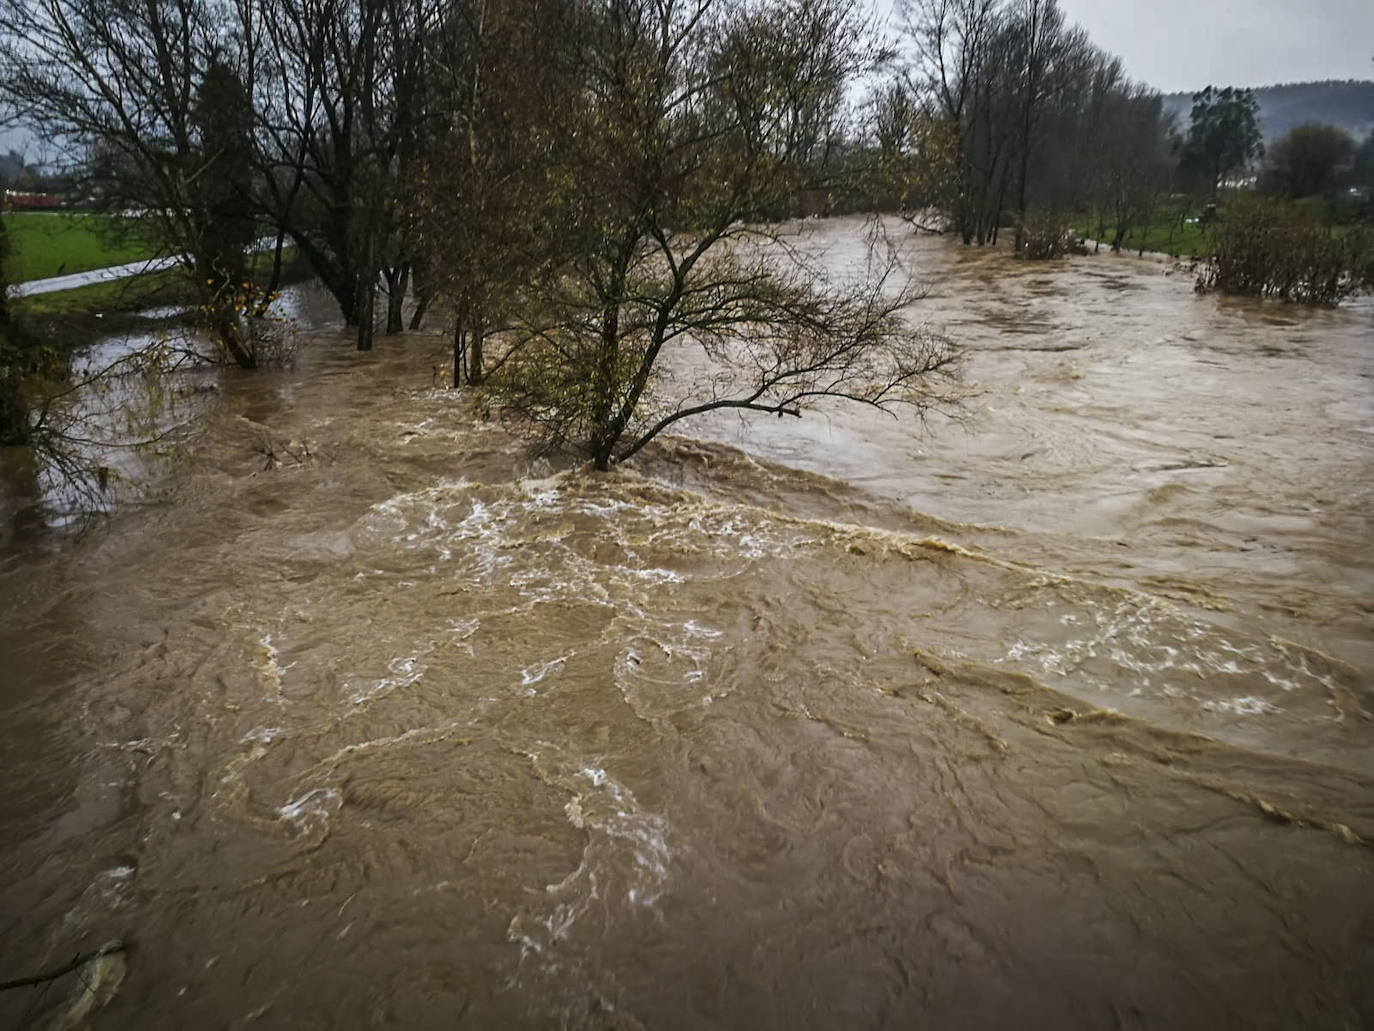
left=0, top=219, right=1370, bottom=1028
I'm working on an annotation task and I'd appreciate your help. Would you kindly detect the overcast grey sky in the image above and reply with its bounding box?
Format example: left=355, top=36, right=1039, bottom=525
left=1054, top=0, right=1374, bottom=92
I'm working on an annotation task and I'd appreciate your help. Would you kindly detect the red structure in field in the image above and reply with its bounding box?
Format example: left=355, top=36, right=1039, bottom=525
left=3, top=190, right=60, bottom=210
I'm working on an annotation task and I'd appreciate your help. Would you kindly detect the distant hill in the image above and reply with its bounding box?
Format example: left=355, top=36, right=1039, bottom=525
left=1162, top=80, right=1374, bottom=143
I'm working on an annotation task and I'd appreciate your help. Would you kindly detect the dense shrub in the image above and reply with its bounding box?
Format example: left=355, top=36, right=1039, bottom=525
left=1015, top=211, right=1084, bottom=260
left=1195, top=195, right=1371, bottom=305
left=0, top=342, right=28, bottom=444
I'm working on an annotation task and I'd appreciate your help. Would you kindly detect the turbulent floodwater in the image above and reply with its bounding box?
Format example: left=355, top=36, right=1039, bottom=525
left=1, top=220, right=1372, bottom=1029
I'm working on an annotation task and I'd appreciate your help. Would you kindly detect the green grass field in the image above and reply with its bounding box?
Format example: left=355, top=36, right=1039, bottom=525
left=4, top=211, right=160, bottom=283
left=1074, top=204, right=1215, bottom=259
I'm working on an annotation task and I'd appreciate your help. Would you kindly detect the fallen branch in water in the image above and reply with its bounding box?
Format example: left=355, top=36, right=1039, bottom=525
left=900, top=213, right=948, bottom=236
left=905, top=220, right=947, bottom=236
left=0, top=941, right=128, bottom=991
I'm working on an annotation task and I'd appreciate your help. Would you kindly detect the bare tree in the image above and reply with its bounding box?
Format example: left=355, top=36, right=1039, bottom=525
left=861, top=77, right=959, bottom=219
left=484, top=0, right=956, bottom=470
left=407, top=0, right=579, bottom=386
left=1096, top=89, right=1172, bottom=251
left=249, top=0, right=442, bottom=343
left=901, top=0, right=1173, bottom=251
left=904, top=0, right=1011, bottom=243
left=1008, top=0, right=1064, bottom=251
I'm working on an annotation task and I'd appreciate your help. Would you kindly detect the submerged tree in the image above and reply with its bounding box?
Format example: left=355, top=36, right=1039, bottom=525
left=408, top=0, right=579, bottom=386
left=486, top=0, right=956, bottom=470
left=1087, top=85, right=1173, bottom=251
left=905, top=0, right=1012, bottom=244
left=900, top=0, right=1176, bottom=249
left=190, top=56, right=265, bottom=367
left=861, top=76, right=960, bottom=219
left=1196, top=194, right=1369, bottom=306
left=249, top=0, right=447, bottom=343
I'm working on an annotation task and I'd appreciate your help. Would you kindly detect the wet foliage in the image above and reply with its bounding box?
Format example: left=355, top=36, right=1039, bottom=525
left=1195, top=195, right=1372, bottom=306
left=1014, top=211, right=1083, bottom=260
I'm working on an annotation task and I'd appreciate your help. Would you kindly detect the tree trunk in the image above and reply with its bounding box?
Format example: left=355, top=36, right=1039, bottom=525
left=409, top=293, right=431, bottom=331
left=384, top=265, right=408, bottom=335
left=468, top=332, right=484, bottom=385
left=216, top=313, right=256, bottom=369
left=1013, top=0, right=1043, bottom=255
left=453, top=323, right=465, bottom=390
left=0, top=374, right=28, bottom=446
left=466, top=312, right=487, bottom=385
left=0, top=218, right=27, bottom=445
left=409, top=261, right=431, bottom=330
left=588, top=289, right=623, bottom=466
left=290, top=233, right=358, bottom=325
left=356, top=270, right=375, bottom=352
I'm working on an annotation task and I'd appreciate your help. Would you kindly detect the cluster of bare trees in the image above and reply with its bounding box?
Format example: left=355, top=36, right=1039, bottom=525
left=0, top=0, right=461, bottom=360
left=419, top=0, right=955, bottom=468
left=2, top=0, right=1359, bottom=478
left=0, top=0, right=961, bottom=468
left=879, top=0, right=1173, bottom=250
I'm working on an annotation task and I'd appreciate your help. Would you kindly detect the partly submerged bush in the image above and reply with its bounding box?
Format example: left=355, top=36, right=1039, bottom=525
left=1015, top=211, right=1085, bottom=260
left=192, top=273, right=298, bottom=369
left=1195, top=195, right=1371, bottom=305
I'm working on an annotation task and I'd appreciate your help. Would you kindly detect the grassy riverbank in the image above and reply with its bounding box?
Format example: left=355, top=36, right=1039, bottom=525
left=12, top=249, right=312, bottom=344
left=1075, top=192, right=1374, bottom=262
left=1073, top=203, right=1214, bottom=259
left=12, top=270, right=192, bottom=341
left=3, top=211, right=160, bottom=282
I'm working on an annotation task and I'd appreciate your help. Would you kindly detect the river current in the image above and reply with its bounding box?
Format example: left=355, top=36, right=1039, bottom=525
left=1, top=219, right=1371, bottom=1028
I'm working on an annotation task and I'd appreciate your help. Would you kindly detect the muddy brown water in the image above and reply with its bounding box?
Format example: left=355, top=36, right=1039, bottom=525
left=0, top=220, right=1371, bottom=1029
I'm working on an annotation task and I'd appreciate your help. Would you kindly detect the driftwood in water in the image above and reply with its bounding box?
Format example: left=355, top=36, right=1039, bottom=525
left=0, top=940, right=127, bottom=991
left=901, top=214, right=948, bottom=236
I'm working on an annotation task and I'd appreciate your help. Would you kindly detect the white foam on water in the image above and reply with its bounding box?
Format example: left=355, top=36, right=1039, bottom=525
left=628, top=566, right=686, bottom=585
left=278, top=787, right=342, bottom=834
left=446, top=617, right=481, bottom=655
left=682, top=620, right=723, bottom=639
left=521, top=656, right=570, bottom=688
left=349, top=654, right=425, bottom=705
left=1262, top=670, right=1301, bottom=691
left=1203, top=696, right=1282, bottom=716
left=508, top=756, right=673, bottom=968
left=256, top=632, right=291, bottom=698
left=998, top=589, right=1344, bottom=736
left=567, top=765, right=671, bottom=906
left=613, top=618, right=724, bottom=704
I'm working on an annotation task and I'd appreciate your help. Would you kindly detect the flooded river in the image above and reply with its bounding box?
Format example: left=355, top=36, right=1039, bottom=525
left=1, top=220, right=1371, bottom=1028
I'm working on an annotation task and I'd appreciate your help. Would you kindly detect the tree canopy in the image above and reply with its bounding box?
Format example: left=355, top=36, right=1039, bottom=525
left=1180, top=86, right=1264, bottom=197
left=1261, top=123, right=1356, bottom=199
